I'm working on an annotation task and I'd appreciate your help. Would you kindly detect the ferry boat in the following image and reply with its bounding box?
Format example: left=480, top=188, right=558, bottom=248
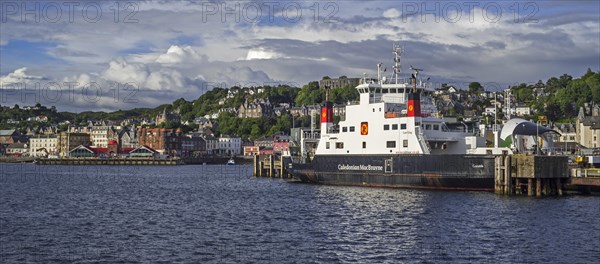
left=227, top=158, right=235, bottom=165
left=288, top=44, right=511, bottom=190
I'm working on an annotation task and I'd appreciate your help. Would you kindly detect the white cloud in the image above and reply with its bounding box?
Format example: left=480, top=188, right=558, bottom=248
left=0, top=68, right=46, bottom=84
left=102, top=59, right=150, bottom=86
left=156, top=45, right=204, bottom=64
left=245, top=48, right=282, bottom=60
left=383, top=8, right=400, bottom=18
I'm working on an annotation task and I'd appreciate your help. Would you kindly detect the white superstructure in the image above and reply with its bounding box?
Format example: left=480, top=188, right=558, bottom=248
left=316, top=44, right=509, bottom=156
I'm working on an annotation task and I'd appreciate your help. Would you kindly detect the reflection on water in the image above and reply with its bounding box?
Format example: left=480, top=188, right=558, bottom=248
left=1, top=164, right=599, bottom=263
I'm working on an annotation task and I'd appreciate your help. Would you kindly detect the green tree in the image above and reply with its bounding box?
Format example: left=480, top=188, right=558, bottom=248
left=585, top=71, right=600, bottom=104
left=468, top=82, right=483, bottom=94
left=295, top=81, right=324, bottom=106
left=250, top=124, right=262, bottom=139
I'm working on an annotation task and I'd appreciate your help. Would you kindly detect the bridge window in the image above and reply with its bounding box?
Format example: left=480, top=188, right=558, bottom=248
left=391, top=88, right=397, bottom=93
left=425, top=124, right=431, bottom=130
left=392, top=124, right=398, bottom=130
left=349, top=126, right=355, bottom=132
left=336, top=142, right=344, bottom=149
left=384, top=124, right=390, bottom=130
left=342, top=127, right=348, bottom=132
left=382, top=89, right=388, bottom=93
left=433, top=124, right=439, bottom=130
left=400, top=124, right=407, bottom=130
left=386, top=141, right=396, bottom=148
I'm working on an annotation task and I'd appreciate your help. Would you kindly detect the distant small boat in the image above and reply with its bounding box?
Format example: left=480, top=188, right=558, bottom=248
left=227, top=159, right=235, bottom=165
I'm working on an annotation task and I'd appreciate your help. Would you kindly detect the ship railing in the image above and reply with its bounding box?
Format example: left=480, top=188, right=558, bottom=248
left=302, top=131, right=321, bottom=140
left=384, top=112, right=436, bottom=118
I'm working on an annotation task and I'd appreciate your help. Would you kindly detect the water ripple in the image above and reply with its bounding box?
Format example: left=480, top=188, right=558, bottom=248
left=1, top=164, right=599, bottom=263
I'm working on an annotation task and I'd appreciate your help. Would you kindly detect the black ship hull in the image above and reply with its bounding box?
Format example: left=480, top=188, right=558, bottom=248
left=289, top=154, right=496, bottom=191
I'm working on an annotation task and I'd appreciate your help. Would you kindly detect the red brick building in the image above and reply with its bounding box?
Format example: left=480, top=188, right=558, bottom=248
left=137, top=128, right=182, bottom=156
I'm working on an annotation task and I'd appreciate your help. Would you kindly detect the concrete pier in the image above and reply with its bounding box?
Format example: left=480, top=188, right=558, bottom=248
left=495, top=155, right=569, bottom=196
left=36, top=158, right=181, bottom=166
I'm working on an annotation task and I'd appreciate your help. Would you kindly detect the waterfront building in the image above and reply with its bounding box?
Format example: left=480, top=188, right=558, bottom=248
left=67, top=141, right=136, bottom=158
left=181, top=135, right=207, bottom=157
left=243, top=146, right=259, bottom=156
left=29, top=135, right=58, bottom=157
left=58, top=132, right=92, bottom=157
left=137, top=128, right=182, bottom=156
left=0, top=130, right=28, bottom=144
left=6, top=143, right=28, bottom=156
left=217, top=136, right=242, bottom=156
left=90, top=121, right=112, bottom=148
left=128, top=145, right=158, bottom=158
left=201, top=134, right=218, bottom=155
left=576, top=107, right=600, bottom=149
left=551, top=123, right=578, bottom=153
left=273, top=134, right=290, bottom=154
left=119, top=126, right=138, bottom=149
left=254, top=136, right=273, bottom=149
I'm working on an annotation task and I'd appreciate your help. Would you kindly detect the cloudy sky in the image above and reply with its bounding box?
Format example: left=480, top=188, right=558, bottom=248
left=1, top=0, right=599, bottom=112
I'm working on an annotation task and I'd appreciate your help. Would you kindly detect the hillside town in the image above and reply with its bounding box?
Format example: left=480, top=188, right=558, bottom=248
left=1, top=73, right=599, bottom=161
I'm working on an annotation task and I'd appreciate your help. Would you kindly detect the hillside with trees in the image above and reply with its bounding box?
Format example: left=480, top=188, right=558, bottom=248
left=511, top=68, right=599, bottom=122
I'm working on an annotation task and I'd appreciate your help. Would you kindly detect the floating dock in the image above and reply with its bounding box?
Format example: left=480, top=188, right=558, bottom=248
left=495, top=155, right=569, bottom=196
left=36, top=158, right=181, bottom=166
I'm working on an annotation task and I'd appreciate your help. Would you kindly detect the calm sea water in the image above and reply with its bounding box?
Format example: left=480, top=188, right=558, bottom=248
left=1, top=164, right=599, bottom=263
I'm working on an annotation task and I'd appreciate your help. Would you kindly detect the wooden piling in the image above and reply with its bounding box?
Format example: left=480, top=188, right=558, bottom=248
left=504, top=155, right=511, bottom=195
left=536, top=178, right=542, bottom=197
left=280, top=157, right=284, bottom=178
left=556, top=178, right=563, bottom=196
left=528, top=179, right=533, bottom=196
left=269, top=155, right=274, bottom=178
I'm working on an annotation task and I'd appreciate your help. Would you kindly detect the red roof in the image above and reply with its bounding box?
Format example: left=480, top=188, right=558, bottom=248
left=123, top=147, right=136, bottom=153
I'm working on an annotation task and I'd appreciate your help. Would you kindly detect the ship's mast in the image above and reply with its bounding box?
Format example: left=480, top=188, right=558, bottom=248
left=392, top=43, right=403, bottom=85
left=377, top=63, right=383, bottom=84
left=409, top=66, right=423, bottom=93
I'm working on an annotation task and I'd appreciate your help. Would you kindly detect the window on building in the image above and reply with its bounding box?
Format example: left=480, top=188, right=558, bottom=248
left=433, top=125, right=439, bottom=130
left=425, top=124, right=431, bottom=130
left=386, top=141, right=396, bottom=148
left=336, top=142, right=344, bottom=149
left=403, top=140, right=408, bottom=148
left=384, top=124, right=390, bottom=130
left=401, top=124, right=407, bottom=130
left=362, top=142, right=366, bottom=148
left=392, top=124, right=398, bottom=130
left=349, top=126, right=355, bottom=132
left=342, top=127, right=348, bottom=132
